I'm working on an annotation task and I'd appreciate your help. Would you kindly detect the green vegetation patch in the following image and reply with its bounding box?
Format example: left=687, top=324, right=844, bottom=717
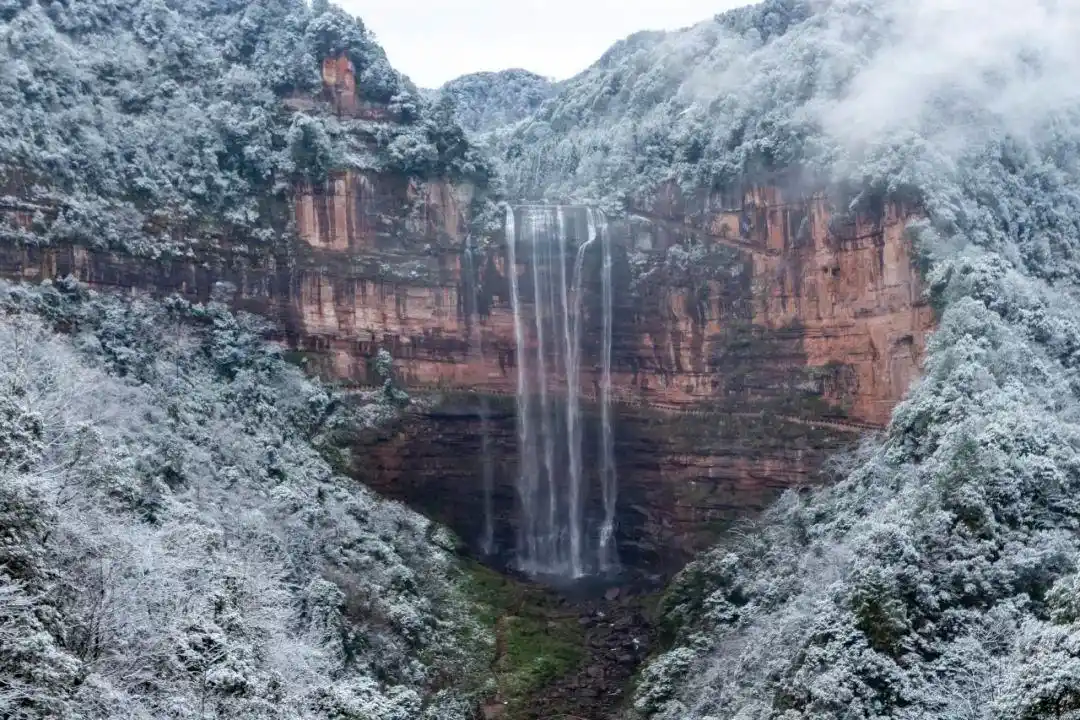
left=462, top=562, right=586, bottom=718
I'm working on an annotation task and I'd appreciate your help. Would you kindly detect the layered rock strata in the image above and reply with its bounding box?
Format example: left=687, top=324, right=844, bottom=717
left=353, top=394, right=856, bottom=572
left=0, top=55, right=933, bottom=574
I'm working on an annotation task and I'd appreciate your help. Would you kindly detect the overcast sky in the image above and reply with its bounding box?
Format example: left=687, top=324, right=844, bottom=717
left=336, top=0, right=748, bottom=88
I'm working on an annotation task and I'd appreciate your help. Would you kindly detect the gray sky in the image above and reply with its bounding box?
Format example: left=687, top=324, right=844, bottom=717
left=337, top=0, right=748, bottom=88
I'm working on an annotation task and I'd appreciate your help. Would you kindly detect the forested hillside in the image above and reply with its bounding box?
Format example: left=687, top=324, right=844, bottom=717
left=0, top=278, right=492, bottom=719
left=436, top=69, right=555, bottom=135
left=489, top=0, right=813, bottom=205
left=7, top=0, right=1080, bottom=718
left=0, top=3, right=513, bottom=717
left=495, top=0, right=1080, bottom=717
left=0, top=0, right=490, bottom=257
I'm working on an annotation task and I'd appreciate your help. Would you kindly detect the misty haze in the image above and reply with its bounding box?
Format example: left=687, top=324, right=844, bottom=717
left=1, top=0, right=1078, bottom=719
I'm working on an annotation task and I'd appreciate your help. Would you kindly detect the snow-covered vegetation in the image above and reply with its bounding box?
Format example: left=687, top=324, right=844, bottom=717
left=7, top=0, right=1080, bottom=716
left=490, top=0, right=818, bottom=204
left=484, top=0, right=1080, bottom=717
left=436, top=70, right=555, bottom=135
left=0, top=0, right=490, bottom=257
left=0, top=279, right=492, bottom=719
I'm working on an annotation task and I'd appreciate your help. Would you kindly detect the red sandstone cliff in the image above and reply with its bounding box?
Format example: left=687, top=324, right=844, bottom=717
left=0, top=56, right=933, bottom=570
left=288, top=178, right=931, bottom=428
left=623, top=184, right=933, bottom=426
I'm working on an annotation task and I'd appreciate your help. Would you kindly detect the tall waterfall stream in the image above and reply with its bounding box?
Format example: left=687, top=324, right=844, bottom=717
left=462, top=212, right=652, bottom=720
left=494, top=205, right=619, bottom=580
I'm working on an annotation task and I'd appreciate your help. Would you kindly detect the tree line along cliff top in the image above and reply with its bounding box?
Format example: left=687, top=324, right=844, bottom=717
left=0, top=0, right=493, bottom=258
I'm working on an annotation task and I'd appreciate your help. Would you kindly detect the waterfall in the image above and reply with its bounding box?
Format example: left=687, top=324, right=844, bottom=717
left=564, top=210, right=587, bottom=578
left=504, top=208, right=542, bottom=567
left=503, top=205, right=618, bottom=579
left=598, top=211, right=618, bottom=570
left=464, top=239, right=495, bottom=556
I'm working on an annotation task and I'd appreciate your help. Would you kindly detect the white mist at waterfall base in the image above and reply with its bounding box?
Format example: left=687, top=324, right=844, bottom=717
left=504, top=205, right=618, bottom=579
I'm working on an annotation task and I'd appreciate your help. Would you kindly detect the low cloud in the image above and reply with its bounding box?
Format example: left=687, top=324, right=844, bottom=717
left=668, top=0, right=1080, bottom=162
left=822, top=0, right=1080, bottom=154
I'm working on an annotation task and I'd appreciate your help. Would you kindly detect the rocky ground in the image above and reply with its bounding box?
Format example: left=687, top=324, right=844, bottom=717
left=529, top=590, right=656, bottom=720
left=472, top=566, right=660, bottom=720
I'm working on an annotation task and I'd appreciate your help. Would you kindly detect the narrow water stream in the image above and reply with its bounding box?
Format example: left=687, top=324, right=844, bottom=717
left=464, top=238, right=497, bottom=556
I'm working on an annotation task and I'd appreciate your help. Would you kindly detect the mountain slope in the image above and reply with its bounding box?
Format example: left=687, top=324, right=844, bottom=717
left=437, top=69, right=555, bottom=134
left=0, top=278, right=492, bottom=719
left=470, top=0, right=1080, bottom=718
left=490, top=0, right=816, bottom=205
left=0, top=1, right=501, bottom=716
left=0, top=0, right=490, bottom=257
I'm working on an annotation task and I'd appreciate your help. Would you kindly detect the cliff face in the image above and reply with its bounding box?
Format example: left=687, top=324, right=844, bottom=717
left=343, top=182, right=931, bottom=569
left=287, top=181, right=931, bottom=419
left=286, top=180, right=930, bottom=427
left=0, top=56, right=932, bottom=574
left=354, top=396, right=857, bottom=571
left=628, top=183, right=933, bottom=426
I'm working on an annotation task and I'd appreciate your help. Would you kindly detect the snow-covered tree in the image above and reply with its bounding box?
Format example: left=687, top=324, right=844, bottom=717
left=0, top=280, right=492, bottom=719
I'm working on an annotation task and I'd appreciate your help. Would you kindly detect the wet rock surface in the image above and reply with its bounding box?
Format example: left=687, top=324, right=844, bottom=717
left=354, top=396, right=857, bottom=576
left=484, top=573, right=659, bottom=720
left=534, top=597, right=654, bottom=720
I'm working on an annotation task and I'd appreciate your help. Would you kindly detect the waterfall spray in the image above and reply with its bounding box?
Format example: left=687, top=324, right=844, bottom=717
left=598, top=212, right=617, bottom=569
